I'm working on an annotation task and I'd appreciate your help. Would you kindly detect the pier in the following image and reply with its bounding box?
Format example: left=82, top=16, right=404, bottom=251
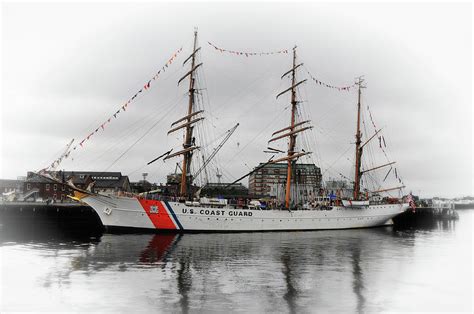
left=0, top=202, right=103, bottom=234
left=393, top=207, right=459, bottom=229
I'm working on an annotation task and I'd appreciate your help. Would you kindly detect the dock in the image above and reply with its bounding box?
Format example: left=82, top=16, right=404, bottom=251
left=393, top=207, right=459, bottom=229
left=0, top=202, right=103, bottom=234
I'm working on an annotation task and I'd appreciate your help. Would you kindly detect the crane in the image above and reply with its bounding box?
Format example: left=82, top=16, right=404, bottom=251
left=193, top=123, right=239, bottom=180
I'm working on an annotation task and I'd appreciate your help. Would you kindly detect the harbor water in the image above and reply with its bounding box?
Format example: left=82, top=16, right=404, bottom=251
left=0, top=210, right=472, bottom=313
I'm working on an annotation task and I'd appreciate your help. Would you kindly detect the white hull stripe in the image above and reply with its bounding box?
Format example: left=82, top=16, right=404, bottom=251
left=164, top=201, right=183, bottom=230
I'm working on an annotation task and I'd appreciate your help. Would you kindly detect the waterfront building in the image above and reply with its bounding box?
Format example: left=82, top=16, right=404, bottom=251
left=325, top=179, right=353, bottom=199
left=0, top=179, right=24, bottom=194
left=0, top=178, right=25, bottom=201
left=23, top=172, right=72, bottom=202
left=23, top=171, right=131, bottom=202
left=201, top=182, right=249, bottom=198
left=248, top=163, right=322, bottom=202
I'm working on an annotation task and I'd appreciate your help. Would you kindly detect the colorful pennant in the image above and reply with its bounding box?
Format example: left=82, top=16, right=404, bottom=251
left=45, top=47, right=183, bottom=170
left=70, top=46, right=182, bottom=150
left=208, top=42, right=289, bottom=56
left=306, top=70, right=356, bottom=91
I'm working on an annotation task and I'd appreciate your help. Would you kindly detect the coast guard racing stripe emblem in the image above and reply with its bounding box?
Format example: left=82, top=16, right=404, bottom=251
left=138, top=199, right=182, bottom=230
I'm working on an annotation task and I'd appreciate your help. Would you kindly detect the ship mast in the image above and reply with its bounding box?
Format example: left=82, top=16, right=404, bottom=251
left=180, top=30, right=198, bottom=198
left=351, top=78, right=404, bottom=199
left=353, top=77, right=365, bottom=200
left=272, top=46, right=310, bottom=208
left=164, top=29, right=203, bottom=199
left=285, top=47, right=298, bottom=209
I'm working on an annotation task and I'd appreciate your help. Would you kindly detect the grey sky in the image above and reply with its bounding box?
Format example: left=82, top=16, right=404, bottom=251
left=1, top=2, right=472, bottom=198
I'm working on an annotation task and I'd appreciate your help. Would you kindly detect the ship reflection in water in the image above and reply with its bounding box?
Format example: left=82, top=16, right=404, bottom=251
left=0, top=211, right=472, bottom=312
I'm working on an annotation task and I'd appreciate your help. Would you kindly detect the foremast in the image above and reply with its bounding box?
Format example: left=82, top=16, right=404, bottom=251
left=272, top=46, right=310, bottom=209
left=164, top=29, right=203, bottom=199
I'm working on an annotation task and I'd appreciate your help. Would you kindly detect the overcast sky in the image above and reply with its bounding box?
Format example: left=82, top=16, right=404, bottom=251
left=1, top=2, right=472, bottom=198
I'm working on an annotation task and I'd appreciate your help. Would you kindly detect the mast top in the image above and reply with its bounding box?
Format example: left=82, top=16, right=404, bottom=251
left=355, top=76, right=366, bottom=88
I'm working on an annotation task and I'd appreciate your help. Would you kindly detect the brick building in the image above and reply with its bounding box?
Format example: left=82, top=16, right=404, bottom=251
left=23, top=171, right=131, bottom=202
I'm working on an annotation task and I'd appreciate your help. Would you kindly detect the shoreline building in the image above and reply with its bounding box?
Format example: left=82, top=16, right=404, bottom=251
left=249, top=163, right=322, bottom=204
left=23, top=171, right=131, bottom=202
left=201, top=182, right=249, bottom=198
left=324, top=179, right=353, bottom=199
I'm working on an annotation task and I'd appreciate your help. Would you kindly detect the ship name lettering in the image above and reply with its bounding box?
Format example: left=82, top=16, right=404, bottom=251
left=199, top=209, right=225, bottom=216
left=229, top=211, right=253, bottom=217
left=181, top=208, right=195, bottom=214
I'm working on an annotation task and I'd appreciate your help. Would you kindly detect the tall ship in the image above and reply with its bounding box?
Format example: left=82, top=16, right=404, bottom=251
left=46, top=31, right=410, bottom=232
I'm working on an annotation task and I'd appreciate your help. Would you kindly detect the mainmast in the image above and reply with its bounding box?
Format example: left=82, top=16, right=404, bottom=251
left=164, top=29, right=203, bottom=199
left=285, top=47, right=298, bottom=209
left=353, top=77, right=365, bottom=200
left=272, top=46, right=310, bottom=208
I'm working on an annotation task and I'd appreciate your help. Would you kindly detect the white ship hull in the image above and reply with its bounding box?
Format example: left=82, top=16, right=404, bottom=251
left=81, top=194, right=409, bottom=232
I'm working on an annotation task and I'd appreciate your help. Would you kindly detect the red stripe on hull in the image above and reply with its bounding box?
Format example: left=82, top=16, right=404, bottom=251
left=138, top=199, right=177, bottom=230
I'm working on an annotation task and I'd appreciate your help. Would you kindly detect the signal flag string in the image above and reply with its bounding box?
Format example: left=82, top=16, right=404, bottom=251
left=44, top=46, right=183, bottom=171
left=305, top=69, right=356, bottom=91
left=207, top=42, right=289, bottom=56
left=366, top=104, right=404, bottom=186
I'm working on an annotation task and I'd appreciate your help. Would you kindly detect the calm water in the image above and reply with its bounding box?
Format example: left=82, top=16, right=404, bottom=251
left=0, top=211, right=472, bottom=313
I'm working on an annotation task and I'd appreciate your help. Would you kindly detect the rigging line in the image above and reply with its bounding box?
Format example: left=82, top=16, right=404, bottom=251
left=194, top=58, right=215, bottom=124
left=127, top=164, right=149, bottom=177
left=73, top=48, right=185, bottom=144
left=365, top=102, right=392, bottom=162
left=219, top=163, right=237, bottom=181
left=40, top=143, right=72, bottom=171
left=209, top=63, right=281, bottom=117
left=301, top=83, right=351, bottom=143
left=308, top=95, right=352, bottom=139
left=321, top=144, right=353, bottom=176
left=297, top=91, right=321, bottom=170
left=77, top=98, right=180, bottom=166
left=296, top=88, right=322, bottom=168
left=102, top=102, right=179, bottom=173
left=71, top=92, right=186, bottom=169
left=225, top=104, right=289, bottom=165
left=193, top=73, right=215, bottom=184
left=65, top=64, right=185, bottom=167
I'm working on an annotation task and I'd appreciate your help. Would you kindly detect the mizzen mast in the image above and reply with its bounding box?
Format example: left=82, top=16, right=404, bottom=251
left=352, top=79, right=401, bottom=198
left=164, top=29, right=203, bottom=199
left=272, top=46, right=310, bottom=208
left=353, top=77, right=365, bottom=200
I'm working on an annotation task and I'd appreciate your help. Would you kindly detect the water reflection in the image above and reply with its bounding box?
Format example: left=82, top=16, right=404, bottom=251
left=351, top=245, right=365, bottom=314
left=1, top=211, right=471, bottom=313
left=281, top=252, right=298, bottom=314
left=177, top=250, right=192, bottom=314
